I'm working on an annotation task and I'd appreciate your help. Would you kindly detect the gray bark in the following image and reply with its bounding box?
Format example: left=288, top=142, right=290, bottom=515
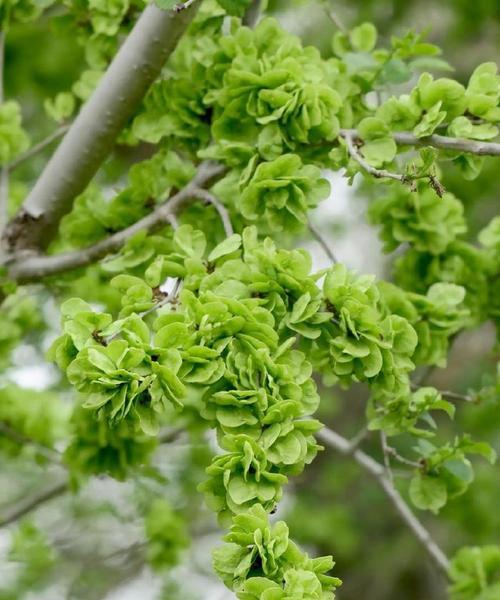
left=3, top=1, right=200, bottom=253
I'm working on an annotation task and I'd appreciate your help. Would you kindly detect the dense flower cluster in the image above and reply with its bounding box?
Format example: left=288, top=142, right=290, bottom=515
left=2, top=2, right=499, bottom=597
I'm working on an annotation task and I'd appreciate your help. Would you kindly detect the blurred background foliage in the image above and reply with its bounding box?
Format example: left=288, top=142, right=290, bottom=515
left=0, top=1, right=498, bottom=599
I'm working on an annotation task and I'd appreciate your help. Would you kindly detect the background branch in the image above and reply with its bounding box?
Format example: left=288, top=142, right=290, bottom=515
left=318, top=426, right=451, bottom=577
left=7, top=125, right=70, bottom=172
left=2, top=1, right=201, bottom=253
left=0, top=480, right=68, bottom=528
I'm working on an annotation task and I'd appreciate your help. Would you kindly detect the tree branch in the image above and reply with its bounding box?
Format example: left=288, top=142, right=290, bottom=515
left=308, top=220, right=338, bottom=264
left=340, top=128, right=500, bottom=157
left=191, top=187, right=234, bottom=237
left=2, top=1, right=201, bottom=253
left=341, top=129, right=407, bottom=182
left=242, top=0, right=261, bottom=27
left=7, top=125, right=70, bottom=172
left=5, top=162, right=225, bottom=283
left=0, top=480, right=68, bottom=528
left=318, top=426, right=450, bottom=576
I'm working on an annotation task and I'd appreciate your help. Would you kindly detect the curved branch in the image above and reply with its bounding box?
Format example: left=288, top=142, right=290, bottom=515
left=340, top=128, right=500, bottom=157
left=341, top=129, right=407, bottom=182
left=191, top=187, right=234, bottom=237
left=6, top=162, right=225, bottom=283
left=3, top=1, right=201, bottom=253
left=318, top=426, right=450, bottom=577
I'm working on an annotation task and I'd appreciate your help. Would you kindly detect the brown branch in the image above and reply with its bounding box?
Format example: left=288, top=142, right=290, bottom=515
left=318, top=426, right=450, bottom=576
left=5, top=162, right=225, bottom=283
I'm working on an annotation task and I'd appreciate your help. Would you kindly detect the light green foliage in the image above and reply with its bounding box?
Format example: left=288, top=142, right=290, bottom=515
left=313, top=263, right=418, bottom=395
left=239, top=154, right=330, bottom=231
left=213, top=504, right=341, bottom=598
left=449, top=546, right=500, bottom=600
left=64, top=406, right=157, bottom=481
left=369, top=182, right=466, bottom=254
left=409, top=436, right=496, bottom=513
left=145, top=498, right=189, bottom=570
left=0, top=101, right=29, bottom=165
left=0, top=0, right=54, bottom=27
left=0, top=522, right=56, bottom=598
left=367, top=385, right=455, bottom=437
left=0, top=385, right=67, bottom=455
left=1, top=2, right=500, bottom=598
left=0, top=293, right=42, bottom=368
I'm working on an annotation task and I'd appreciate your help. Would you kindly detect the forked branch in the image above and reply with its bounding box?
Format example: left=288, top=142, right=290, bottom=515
left=2, top=1, right=201, bottom=254
left=318, top=426, right=450, bottom=577
left=6, top=162, right=225, bottom=283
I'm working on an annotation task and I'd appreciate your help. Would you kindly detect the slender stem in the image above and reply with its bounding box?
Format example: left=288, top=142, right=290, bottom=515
left=5, top=162, right=225, bottom=283
left=321, top=1, right=347, bottom=32
left=318, top=426, right=451, bottom=576
left=191, top=187, right=234, bottom=237
left=7, top=125, right=70, bottom=171
left=3, top=1, right=201, bottom=254
left=0, top=480, right=68, bottom=528
left=308, top=221, right=338, bottom=264
left=380, top=431, right=394, bottom=483
left=340, top=128, right=500, bottom=157
left=243, top=0, right=261, bottom=27
left=341, top=129, right=407, bottom=182
left=410, top=382, right=475, bottom=403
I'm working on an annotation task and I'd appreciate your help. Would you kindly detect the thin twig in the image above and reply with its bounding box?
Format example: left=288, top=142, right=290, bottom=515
left=385, top=445, right=422, bottom=469
left=410, top=382, right=475, bottom=403
left=242, top=0, right=261, bottom=27
left=174, top=0, right=197, bottom=11
left=7, top=125, right=70, bottom=171
left=318, top=426, right=450, bottom=576
left=0, top=425, right=185, bottom=530
left=321, top=1, right=347, bottom=32
left=340, top=128, right=500, bottom=157
left=191, top=187, right=234, bottom=237
left=341, top=130, right=407, bottom=182
left=5, top=162, right=226, bottom=283
left=0, top=480, right=68, bottom=528
left=308, top=221, right=338, bottom=264
left=380, top=431, right=394, bottom=483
